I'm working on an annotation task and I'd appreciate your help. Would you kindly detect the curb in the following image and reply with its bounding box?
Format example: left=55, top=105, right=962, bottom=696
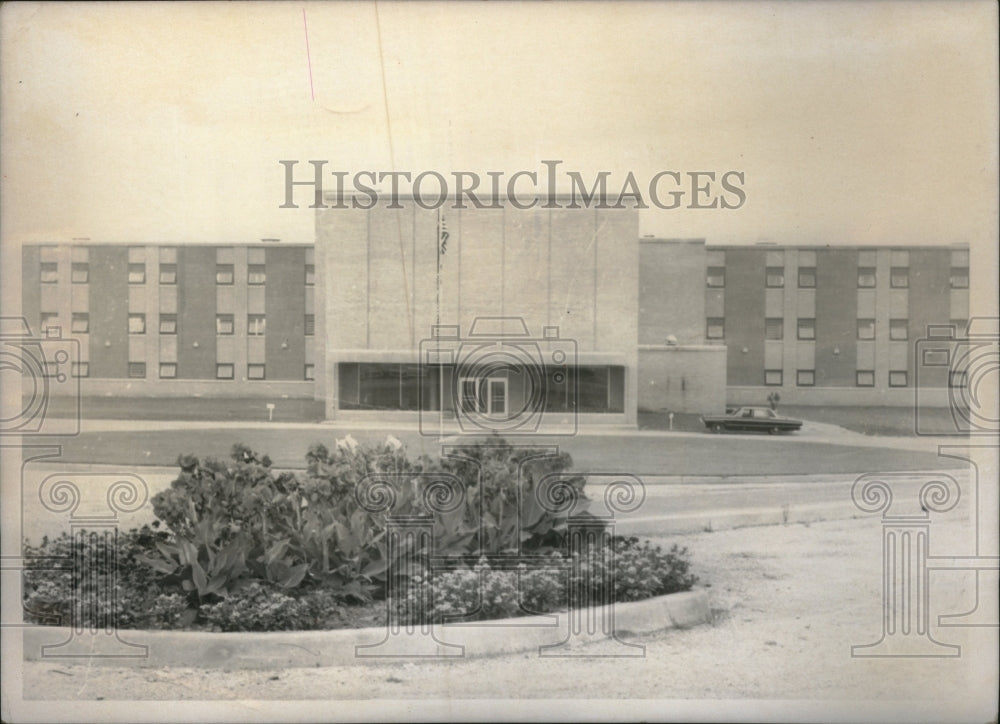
left=22, top=590, right=710, bottom=670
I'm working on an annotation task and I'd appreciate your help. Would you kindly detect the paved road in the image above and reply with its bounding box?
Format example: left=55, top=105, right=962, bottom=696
left=16, top=462, right=972, bottom=545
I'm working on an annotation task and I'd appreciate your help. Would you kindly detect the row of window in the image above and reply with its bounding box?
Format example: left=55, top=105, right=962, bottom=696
left=709, top=317, right=967, bottom=342
left=40, top=263, right=317, bottom=287
left=762, top=369, right=966, bottom=388
left=707, top=266, right=969, bottom=290
left=68, top=362, right=316, bottom=381
left=43, top=313, right=315, bottom=336
left=707, top=318, right=817, bottom=341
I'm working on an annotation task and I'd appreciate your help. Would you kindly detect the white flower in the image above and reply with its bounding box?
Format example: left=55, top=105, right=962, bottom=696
left=385, top=434, right=403, bottom=451
left=336, top=434, right=359, bottom=453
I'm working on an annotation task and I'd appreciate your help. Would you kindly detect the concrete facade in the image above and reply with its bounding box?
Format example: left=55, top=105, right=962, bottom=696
left=314, top=198, right=639, bottom=428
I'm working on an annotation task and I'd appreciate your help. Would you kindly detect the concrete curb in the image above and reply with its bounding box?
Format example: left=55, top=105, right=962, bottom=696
left=22, top=590, right=710, bottom=670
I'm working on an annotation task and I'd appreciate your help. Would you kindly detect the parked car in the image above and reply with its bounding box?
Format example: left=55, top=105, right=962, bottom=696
left=700, top=406, right=803, bottom=434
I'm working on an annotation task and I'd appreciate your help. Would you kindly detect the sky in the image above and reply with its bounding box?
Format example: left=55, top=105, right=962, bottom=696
left=1, top=1, right=998, bottom=250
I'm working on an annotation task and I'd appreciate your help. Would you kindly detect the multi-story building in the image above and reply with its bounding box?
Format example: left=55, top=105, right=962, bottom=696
left=696, top=243, right=969, bottom=406
left=19, top=206, right=970, bottom=422
left=20, top=242, right=317, bottom=398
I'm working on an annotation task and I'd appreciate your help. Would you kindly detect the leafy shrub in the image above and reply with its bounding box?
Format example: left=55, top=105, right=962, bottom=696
left=395, top=541, right=697, bottom=625
left=22, top=526, right=193, bottom=630
left=24, top=436, right=698, bottom=633
left=581, top=537, right=699, bottom=602
left=200, top=582, right=317, bottom=632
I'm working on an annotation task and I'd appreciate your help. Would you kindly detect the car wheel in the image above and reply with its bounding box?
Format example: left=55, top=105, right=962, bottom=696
left=768, top=426, right=779, bottom=435
left=712, top=424, right=723, bottom=434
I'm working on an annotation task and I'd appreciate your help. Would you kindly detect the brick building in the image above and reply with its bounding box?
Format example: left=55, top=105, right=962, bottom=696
left=20, top=205, right=970, bottom=423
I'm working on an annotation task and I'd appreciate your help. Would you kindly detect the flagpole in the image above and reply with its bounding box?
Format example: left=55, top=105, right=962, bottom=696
left=437, top=208, right=444, bottom=441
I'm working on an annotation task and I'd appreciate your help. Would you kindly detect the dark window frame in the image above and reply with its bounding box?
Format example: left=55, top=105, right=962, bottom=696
left=71, top=263, right=89, bottom=284
left=706, top=317, right=725, bottom=340
left=765, top=267, right=784, bottom=288
left=889, top=370, right=909, bottom=387
left=856, top=370, right=875, bottom=387
left=40, top=262, right=59, bottom=284
left=215, top=264, right=235, bottom=285
left=128, top=263, right=146, bottom=284
left=796, top=369, right=816, bottom=387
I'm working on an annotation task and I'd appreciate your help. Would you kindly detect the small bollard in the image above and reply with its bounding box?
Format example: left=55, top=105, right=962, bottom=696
left=668, top=412, right=674, bottom=431
left=266, top=402, right=275, bottom=421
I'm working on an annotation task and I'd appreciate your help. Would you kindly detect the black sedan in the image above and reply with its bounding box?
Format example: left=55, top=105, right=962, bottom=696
left=701, top=406, right=803, bottom=434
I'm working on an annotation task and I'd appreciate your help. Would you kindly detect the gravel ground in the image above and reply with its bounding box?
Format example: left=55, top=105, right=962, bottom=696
left=15, top=513, right=998, bottom=721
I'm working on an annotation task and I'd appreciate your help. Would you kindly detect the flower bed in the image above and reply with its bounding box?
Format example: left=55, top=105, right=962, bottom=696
left=22, top=436, right=697, bottom=632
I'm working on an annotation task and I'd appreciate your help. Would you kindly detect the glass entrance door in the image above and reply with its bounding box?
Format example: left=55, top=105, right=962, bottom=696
left=459, top=376, right=508, bottom=418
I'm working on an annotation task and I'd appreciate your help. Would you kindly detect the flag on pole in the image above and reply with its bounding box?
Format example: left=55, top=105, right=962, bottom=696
left=438, top=210, right=449, bottom=266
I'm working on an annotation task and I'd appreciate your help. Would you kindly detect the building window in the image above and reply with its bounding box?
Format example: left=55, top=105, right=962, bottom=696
left=248, top=363, right=266, bottom=380
left=706, top=267, right=725, bottom=288
left=40, top=262, right=58, bottom=284
left=765, top=267, right=784, bottom=288
left=857, top=267, right=876, bottom=288
left=159, top=363, right=177, bottom=379
left=797, top=370, right=815, bottom=387
left=797, top=267, right=816, bottom=288
left=950, top=267, right=969, bottom=289
left=305, top=264, right=315, bottom=286
left=215, top=314, right=234, bottom=335
left=40, top=312, right=59, bottom=332
left=128, top=362, right=146, bottom=378
left=889, top=319, right=908, bottom=341
left=71, top=263, right=89, bottom=284
left=71, top=313, right=89, bottom=334
left=765, top=318, right=783, bottom=340
left=248, top=264, right=266, bottom=285
left=856, top=370, right=875, bottom=387
left=72, top=361, right=89, bottom=378
left=304, top=364, right=315, bottom=381
left=797, top=318, right=815, bottom=340
left=128, top=314, right=146, bottom=334
left=764, top=370, right=783, bottom=386
left=890, top=267, right=909, bottom=288
left=949, top=370, right=967, bottom=388
left=159, top=264, right=177, bottom=284
left=706, top=318, right=725, bottom=340
left=216, top=264, right=234, bottom=285
left=247, top=315, right=266, bottom=336
left=304, top=314, right=315, bottom=336
left=216, top=363, right=234, bottom=380
left=889, top=370, right=908, bottom=387
left=857, top=319, right=876, bottom=340
left=159, top=314, right=177, bottom=335
left=128, top=263, right=146, bottom=284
